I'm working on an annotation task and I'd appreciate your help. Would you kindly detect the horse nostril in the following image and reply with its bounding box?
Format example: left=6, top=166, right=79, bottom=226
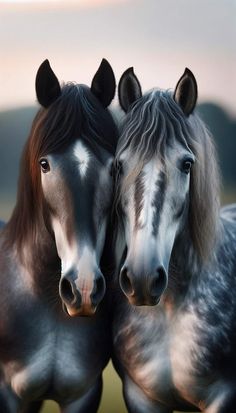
left=91, top=274, right=106, bottom=307
left=150, top=267, right=167, bottom=298
left=60, top=278, right=76, bottom=304
left=120, top=267, right=134, bottom=296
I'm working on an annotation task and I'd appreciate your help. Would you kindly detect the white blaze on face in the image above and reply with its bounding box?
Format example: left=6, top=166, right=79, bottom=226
left=52, top=217, right=97, bottom=305
left=126, top=160, right=163, bottom=262
left=51, top=217, right=78, bottom=274
left=73, top=141, right=90, bottom=178
left=138, top=161, right=161, bottom=230
left=74, top=245, right=97, bottom=304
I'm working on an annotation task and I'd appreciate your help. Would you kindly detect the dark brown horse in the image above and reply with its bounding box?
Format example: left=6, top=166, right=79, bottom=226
left=0, top=59, right=118, bottom=412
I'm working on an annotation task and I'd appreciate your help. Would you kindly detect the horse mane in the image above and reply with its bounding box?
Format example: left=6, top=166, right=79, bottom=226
left=115, top=89, right=220, bottom=264
left=4, top=83, right=118, bottom=256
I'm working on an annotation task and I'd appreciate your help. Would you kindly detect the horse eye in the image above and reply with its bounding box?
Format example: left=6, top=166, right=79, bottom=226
left=39, top=158, right=50, bottom=173
left=182, top=159, right=192, bottom=174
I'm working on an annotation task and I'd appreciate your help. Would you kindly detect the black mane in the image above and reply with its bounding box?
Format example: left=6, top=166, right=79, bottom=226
left=34, top=82, right=118, bottom=158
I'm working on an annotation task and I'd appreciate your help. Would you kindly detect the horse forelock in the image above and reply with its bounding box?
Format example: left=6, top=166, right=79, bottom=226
left=115, top=89, right=220, bottom=265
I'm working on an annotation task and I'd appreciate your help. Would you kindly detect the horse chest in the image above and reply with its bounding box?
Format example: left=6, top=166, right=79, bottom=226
left=114, top=309, right=175, bottom=400
left=9, top=332, right=55, bottom=399
left=168, top=312, right=204, bottom=404
left=114, top=307, right=204, bottom=407
left=7, top=319, right=105, bottom=403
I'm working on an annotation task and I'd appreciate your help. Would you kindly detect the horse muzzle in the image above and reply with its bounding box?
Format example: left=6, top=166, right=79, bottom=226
left=59, top=270, right=106, bottom=316
left=119, top=263, right=167, bottom=306
left=63, top=302, right=97, bottom=317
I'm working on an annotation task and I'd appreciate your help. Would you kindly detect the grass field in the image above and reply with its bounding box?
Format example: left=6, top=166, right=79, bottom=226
left=1, top=192, right=236, bottom=413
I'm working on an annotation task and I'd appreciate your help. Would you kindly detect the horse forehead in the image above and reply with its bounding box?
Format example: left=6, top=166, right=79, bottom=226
left=143, top=159, right=162, bottom=176
left=166, top=141, right=193, bottom=162
left=136, top=160, right=163, bottom=186
left=73, top=140, right=91, bottom=177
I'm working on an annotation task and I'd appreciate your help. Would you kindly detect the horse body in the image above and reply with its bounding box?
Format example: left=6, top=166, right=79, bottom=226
left=113, top=212, right=236, bottom=412
left=0, top=59, right=117, bottom=412
left=111, top=68, right=236, bottom=412
left=0, top=239, right=109, bottom=405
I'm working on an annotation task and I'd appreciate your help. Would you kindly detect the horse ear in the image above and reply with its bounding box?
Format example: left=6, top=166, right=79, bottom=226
left=173, top=68, right=198, bottom=116
left=91, top=59, right=116, bottom=108
left=35, top=59, right=61, bottom=108
left=118, top=67, right=142, bottom=113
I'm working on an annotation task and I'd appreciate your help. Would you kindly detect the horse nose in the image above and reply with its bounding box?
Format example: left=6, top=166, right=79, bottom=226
left=90, top=271, right=106, bottom=308
left=149, top=266, right=167, bottom=299
left=59, top=275, right=81, bottom=311
left=59, top=269, right=106, bottom=316
left=119, top=266, right=134, bottom=296
left=119, top=264, right=167, bottom=306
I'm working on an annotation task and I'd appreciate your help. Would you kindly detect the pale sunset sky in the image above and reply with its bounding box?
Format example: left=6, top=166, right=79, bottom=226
left=0, top=0, right=235, bottom=115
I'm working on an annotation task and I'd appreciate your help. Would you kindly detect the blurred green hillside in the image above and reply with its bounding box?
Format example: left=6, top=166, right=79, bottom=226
left=197, top=103, right=236, bottom=189
left=0, top=103, right=236, bottom=202
left=0, top=106, right=37, bottom=199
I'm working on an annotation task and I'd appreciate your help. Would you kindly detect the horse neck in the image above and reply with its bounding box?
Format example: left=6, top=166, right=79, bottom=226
left=9, top=217, right=60, bottom=296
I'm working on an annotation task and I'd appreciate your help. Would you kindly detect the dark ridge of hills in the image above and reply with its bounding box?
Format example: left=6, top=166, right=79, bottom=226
left=197, top=103, right=236, bottom=187
left=0, top=103, right=235, bottom=199
left=0, top=106, right=37, bottom=197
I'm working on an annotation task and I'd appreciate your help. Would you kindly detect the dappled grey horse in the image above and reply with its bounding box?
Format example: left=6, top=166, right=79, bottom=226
left=111, top=67, right=236, bottom=413
left=0, top=59, right=118, bottom=412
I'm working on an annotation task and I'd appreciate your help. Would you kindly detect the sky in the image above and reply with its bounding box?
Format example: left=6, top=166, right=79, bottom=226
left=0, top=0, right=235, bottom=115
